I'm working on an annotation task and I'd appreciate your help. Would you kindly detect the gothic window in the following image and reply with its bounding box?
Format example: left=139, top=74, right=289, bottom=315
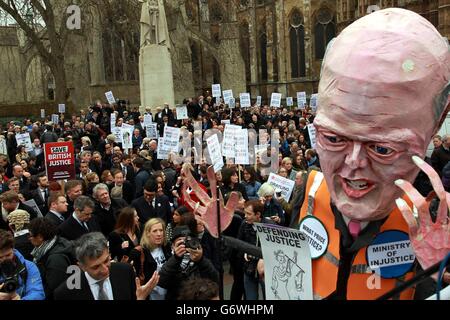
left=259, top=32, right=268, bottom=81
left=210, top=3, right=224, bottom=23
left=239, top=21, right=251, bottom=83
left=314, top=7, right=336, bottom=60
left=289, top=9, right=306, bottom=78
left=185, top=0, right=198, bottom=24
left=47, top=75, right=55, bottom=101
left=102, top=23, right=139, bottom=82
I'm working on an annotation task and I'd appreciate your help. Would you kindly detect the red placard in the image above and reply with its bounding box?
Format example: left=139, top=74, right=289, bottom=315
left=44, top=142, right=76, bottom=181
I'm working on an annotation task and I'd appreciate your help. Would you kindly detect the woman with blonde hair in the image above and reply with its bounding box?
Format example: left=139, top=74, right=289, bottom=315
left=130, top=217, right=171, bottom=300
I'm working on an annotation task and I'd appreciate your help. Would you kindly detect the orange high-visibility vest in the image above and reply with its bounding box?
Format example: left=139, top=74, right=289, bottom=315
left=298, top=171, right=416, bottom=300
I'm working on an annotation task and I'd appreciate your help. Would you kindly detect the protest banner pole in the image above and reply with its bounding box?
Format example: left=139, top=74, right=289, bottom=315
left=376, top=258, right=450, bottom=300
left=238, top=166, right=242, bottom=183
left=216, top=181, right=224, bottom=300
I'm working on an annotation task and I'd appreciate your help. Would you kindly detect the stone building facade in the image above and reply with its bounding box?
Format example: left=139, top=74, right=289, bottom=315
left=0, top=0, right=447, bottom=113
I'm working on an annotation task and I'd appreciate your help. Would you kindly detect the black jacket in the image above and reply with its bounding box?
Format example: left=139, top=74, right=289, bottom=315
left=44, top=211, right=66, bottom=227
left=108, top=181, right=135, bottom=205
left=54, top=262, right=137, bottom=300
left=0, top=202, right=38, bottom=231
left=158, top=254, right=219, bottom=300
left=94, top=199, right=128, bottom=236
left=29, top=188, right=49, bottom=215
left=134, top=169, right=150, bottom=199
left=431, top=145, right=450, bottom=176
left=34, top=236, right=74, bottom=300
left=58, top=215, right=101, bottom=241
left=130, top=245, right=171, bottom=283
left=108, top=228, right=142, bottom=262
left=131, top=195, right=172, bottom=224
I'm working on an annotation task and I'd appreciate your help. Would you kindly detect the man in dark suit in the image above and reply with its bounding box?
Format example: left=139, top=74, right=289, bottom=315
left=64, top=180, right=83, bottom=217
left=12, top=164, right=30, bottom=194
left=109, top=169, right=134, bottom=204
left=132, top=157, right=150, bottom=199
left=161, top=160, right=177, bottom=188
left=131, top=180, right=171, bottom=224
left=0, top=191, right=38, bottom=230
left=54, top=232, right=157, bottom=300
left=29, top=173, right=50, bottom=215
left=45, top=192, right=68, bottom=227
left=92, top=183, right=127, bottom=236
left=58, top=196, right=101, bottom=241
left=120, top=154, right=135, bottom=184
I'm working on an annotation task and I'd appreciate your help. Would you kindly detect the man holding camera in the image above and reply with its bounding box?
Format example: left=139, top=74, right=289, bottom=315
left=158, top=226, right=219, bottom=300
left=0, top=229, right=45, bottom=300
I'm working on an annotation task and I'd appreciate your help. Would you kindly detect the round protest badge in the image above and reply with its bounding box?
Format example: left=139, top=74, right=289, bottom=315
left=366, top=230, right=416, bottom=279
left=298, top=216, right=329, bottom=259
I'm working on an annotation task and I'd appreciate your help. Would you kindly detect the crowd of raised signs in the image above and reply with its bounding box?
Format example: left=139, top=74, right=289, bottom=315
left=0, top=94, right=445, bottom=300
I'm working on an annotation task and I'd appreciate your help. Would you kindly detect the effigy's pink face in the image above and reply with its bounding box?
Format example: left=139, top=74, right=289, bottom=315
left=314, top=95, right=429, bottom=221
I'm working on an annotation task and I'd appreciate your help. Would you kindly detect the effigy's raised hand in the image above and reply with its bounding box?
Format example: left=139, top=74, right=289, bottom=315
left=181, top=166, right=238, bottom=238
left=395, top=156, right=450, bottom=275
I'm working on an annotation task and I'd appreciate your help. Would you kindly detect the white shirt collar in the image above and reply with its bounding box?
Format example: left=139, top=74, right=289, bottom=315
left=84, top=273, right=113, bottom=300
left=50, top=210, right=64, bottom=220
left=72, top=212, right=86, bottom=227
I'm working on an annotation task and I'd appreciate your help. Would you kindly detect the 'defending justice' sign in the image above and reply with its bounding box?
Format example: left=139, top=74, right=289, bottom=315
left=44, top=142, right=76, bottom=181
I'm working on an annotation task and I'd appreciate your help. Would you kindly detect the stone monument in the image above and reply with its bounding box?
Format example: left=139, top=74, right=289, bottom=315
left=139, top=0, right=175, bottom=112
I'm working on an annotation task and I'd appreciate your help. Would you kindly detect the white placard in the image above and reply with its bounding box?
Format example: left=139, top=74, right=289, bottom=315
left=223, top=90, right=234, bottom=104
left=0, top=138, right=8, bottom=156
left=58, top=104, right=65, bottom=113
left=51, top=114, right=59, bottom=124
left=310, top=94, right=318, bottom=113
left=255, top=223, right=313, bottom=300
left=111, top=126, right=123, bottom=144
left=286, top=97, right=294, bottom=107
left=212, top=84, right=222, bottom=98
left=121, top=127, right=134, bottom=149
left=267, top=173, right=295, bottom=202
left=221, top=120, right=231, bottom=125
left=105, top=91, right=116, bottom=105
left=240, top=93, right=251, bottom=108
left=15, top=133, right=33, bottom=152
left=41, top=109, right=45, bottom=119
left=228, top=98, right=236, bottom=109
left=270, top=93, right=282, bottom=108
left=157, top=137, right=169, bottom=160
left=122, top=123, right=134, bottom=130
left=297, top=92, right=307, bottom=109
left=110, top=113, right=116, bottom=129
left=222, top=124, right=241, bottom=158
left=307, top=124, right=317, bottom=149
left=23, top=199, right=43, bottom=218
left=256, top=96, right=262, bottom=107
left=144, top=114, right=152, bottom=126
left=207, top=134, right=224, bottom=173
left=163, top=126, right=181, bottom=154
left=235, top=129, right=249, bottom=164
left=146, top=124, right=158, bottom=140
left=176, top=105, right=189, bottom=120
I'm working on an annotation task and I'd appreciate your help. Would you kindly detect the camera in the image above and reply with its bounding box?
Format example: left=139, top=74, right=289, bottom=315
left=0, top=260, right=20, bottom=293
left=184, top=236, right=201, bottom=250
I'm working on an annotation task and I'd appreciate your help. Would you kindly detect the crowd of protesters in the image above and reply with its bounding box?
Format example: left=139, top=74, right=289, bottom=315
left=0, top=95, right=447, bottom=300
